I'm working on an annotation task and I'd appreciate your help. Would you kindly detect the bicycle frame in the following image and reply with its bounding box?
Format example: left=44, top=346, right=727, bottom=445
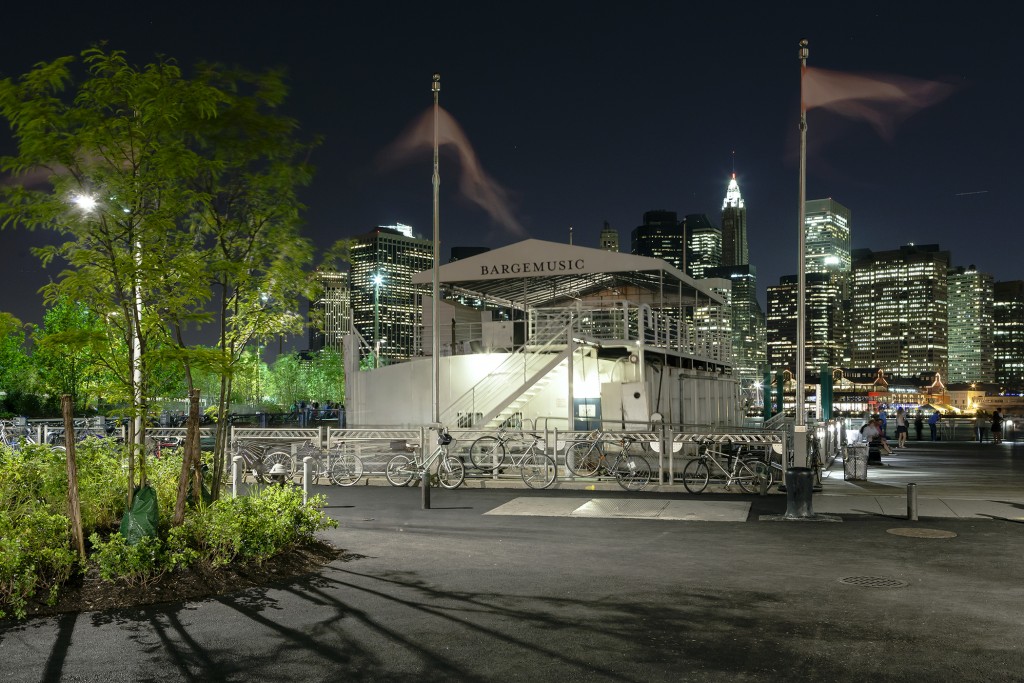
left=385, top=427, right=465, bottom=489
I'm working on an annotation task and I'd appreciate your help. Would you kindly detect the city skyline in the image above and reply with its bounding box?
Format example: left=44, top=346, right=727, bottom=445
left=1, top=3, right=1021, bottom=333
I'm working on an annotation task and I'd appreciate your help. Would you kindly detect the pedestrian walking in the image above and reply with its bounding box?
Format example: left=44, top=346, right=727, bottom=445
left=879, top=408, right=889, bottom=438
left=991, top=409, right=1004, bottom=444
left=914, top=412, right=924, bottom=441
left=928, top=410, right=941, bottom=441
left=895, top=408, right=908, bottom=448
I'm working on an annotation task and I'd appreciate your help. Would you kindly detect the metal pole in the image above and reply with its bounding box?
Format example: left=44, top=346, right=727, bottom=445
left=373, top=275, right=380, bottom=369
left=431, top=73, right=442, bottom=426
left=907, top=482, right=918, bottom=521
left=303, top=456, right=312, bottom=505
left=794, top=39, right=810, bottom=467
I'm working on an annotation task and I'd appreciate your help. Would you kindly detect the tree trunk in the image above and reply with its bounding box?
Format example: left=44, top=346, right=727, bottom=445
left=61, top=395, right=86, bottom=561
left=171, top=389, right=200, bottom=526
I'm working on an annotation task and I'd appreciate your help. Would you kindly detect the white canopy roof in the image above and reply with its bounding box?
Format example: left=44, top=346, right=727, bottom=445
left=411, top=239, right=725, bottom=308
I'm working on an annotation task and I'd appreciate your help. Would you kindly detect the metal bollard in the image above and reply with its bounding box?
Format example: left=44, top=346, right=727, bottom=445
left=907, top=483, right=918, bottom=521
left=232, top=455, right=241, bottom=498
left=421, top=467, right=431, bottom=509
left=303, top=456, right=312, bottom=505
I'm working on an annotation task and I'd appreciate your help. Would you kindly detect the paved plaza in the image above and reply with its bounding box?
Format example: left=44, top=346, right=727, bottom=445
left=2, top=440, right=1022, bottom=681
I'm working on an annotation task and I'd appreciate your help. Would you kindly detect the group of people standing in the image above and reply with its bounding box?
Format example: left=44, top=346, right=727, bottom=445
left=974, top=409, right=1004, bottom=444
left=290, top=400, right=346, bottom=427
left=866, top=406, right=1007, bottom=449
left=862, top=406, right=943, bottom=456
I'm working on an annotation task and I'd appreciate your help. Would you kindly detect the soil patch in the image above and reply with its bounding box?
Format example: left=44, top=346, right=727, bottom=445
left=15, top=540, right=344, bottom=621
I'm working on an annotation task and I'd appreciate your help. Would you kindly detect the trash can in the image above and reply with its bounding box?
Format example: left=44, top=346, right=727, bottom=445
left=844, top=444, right=869, bottom=481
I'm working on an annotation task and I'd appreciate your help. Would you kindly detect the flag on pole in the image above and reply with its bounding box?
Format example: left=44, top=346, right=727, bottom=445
left=802, top=66, right=956, bottom=139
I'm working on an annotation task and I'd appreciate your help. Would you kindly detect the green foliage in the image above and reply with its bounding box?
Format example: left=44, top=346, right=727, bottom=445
left=0, top=508, right=76, bottom=620
left=32, top=298, right=104, bottom=412
left=88, top=532, right=164, bottom=587
left=0, top=313, right=34, bottom=415
left=1, top=438, right=338, bottom=619
left=168, top=486, right=336, bottom=567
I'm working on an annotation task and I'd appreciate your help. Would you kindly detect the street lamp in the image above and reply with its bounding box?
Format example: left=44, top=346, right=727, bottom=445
left=372, top=272, right=383, bottom=369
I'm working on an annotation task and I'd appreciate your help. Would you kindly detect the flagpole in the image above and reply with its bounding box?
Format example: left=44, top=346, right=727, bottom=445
left=431, top=73, right=441, bottom=426
left=794, top=39, right=809, bottom=467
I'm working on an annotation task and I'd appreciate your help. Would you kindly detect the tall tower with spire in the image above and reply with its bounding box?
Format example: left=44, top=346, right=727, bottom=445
left=721, top=173, right=748, bottom=267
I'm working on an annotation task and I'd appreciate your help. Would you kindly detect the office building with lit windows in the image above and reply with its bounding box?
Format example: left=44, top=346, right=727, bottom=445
left=684, top=213, right=721, bottom=279
left=720, top=174, right=747, bottom=267
left=993, top=280, right=1024, bottom=388
left=630, top=210, right=683, bottom=270
left=946, top=265, right=994, bottom=385
left=309, top=271, right=350, bottom=353
left=598, top=220, right=620, bottom=252
left=349, top=225, right=434, bottom=363
left=706, top=264, right=765, bottom=385
left=850, top=244, right=950, bottom=377
left=804, top=199, right=852, bottom=285
left=766, top=273, right=845, bottom=373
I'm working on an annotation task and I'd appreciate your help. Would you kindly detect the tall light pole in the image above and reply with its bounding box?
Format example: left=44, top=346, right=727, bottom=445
left=431, top=73, right=441, bottom=425
left=794, top=39, right=810, bottom=467
left=372, top=272, right=383, bottom=369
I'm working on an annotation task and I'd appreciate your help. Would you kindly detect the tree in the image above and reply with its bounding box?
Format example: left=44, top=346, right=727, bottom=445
left=0, top=312, right=33, bottom=415
left=0, top=47, right=318, bottom=511
left=32, top=297, right=103, bottom=412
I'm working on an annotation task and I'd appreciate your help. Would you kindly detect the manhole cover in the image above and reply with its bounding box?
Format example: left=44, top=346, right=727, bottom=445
left=887, top=527, right=958, bottom=539
left=838, top=576, right=908, bottom=588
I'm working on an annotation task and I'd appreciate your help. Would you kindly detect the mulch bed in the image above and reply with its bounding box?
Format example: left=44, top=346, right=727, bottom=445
left=15, top=540, right=344, bottom=621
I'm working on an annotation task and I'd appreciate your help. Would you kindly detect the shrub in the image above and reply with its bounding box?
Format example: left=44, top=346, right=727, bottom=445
left=0, top=508, right=77, bottom=620
left=88, top=532, right=165, bottom=587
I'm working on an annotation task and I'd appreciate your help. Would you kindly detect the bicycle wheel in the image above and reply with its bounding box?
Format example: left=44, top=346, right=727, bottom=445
left=438, top=454, right=465, bottom=489
left=737, top=458, right=770, bottom=494
left=615, top=455, right=652, bottom=491
left=329, top=453, right=363, bottom=486
left=520, top=453, right=557, bottom=489
left=469, top=436, right=507, bottom=472
left=385, top=454, right=417, bottom=487
left=565, top=442, right=600, bottom=476
left=263, top=450, right=295, bottom=479
left=682, top=458, right=709, bottom=493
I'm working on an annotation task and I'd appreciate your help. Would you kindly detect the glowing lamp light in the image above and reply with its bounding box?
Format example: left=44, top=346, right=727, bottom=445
left=372, top=273, right=384, bottom=286
left=72, top=193, right=97, bottom=212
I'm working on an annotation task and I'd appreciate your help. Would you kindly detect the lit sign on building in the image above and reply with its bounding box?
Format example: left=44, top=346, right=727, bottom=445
left=480, top=259, right=586, bottom=276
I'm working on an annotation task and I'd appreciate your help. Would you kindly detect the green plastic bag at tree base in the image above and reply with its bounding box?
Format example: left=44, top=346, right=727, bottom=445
left=119, top=485, right=159, bottom=545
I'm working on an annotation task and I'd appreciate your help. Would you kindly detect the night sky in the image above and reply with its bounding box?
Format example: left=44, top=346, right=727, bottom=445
left=2, top=3, right=1021, bottom=339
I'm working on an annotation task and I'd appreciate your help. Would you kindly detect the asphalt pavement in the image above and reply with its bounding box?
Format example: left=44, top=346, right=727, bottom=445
left=2, top=439, right=1022, bottom=682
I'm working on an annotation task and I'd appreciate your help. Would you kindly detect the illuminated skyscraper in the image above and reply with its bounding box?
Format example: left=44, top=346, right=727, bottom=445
left=804, top=199, right=852, bottom=284
left=720, top=174, right=747, bottom=267
left=946, top=265, right=994, bottom=384
left=309, top=270, right=350, bottom=352
left=706, top=264, right=765, bottom=384
left=767, top=273, right=844, bottom=373
left=349, top=226, right=434, bottom=362
left=598, top=220, right=619, bottom=252
left=850, top=244, right=950, bottom=377
left=684, top=213, right=721, bottom=279
left=993, top=280, right=1024, bottom=388
left=630, top=210, right=683, bottom=270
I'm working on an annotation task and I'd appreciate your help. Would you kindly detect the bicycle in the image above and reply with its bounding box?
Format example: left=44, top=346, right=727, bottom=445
left=301, top=440, right=364, bottom=486
left=564, top=432, right=652, bottom=491
left=0, top=419, right=38, bottom=451
left=681, top=438, right=770, bottom=494
left=229, top=440, right=292, bottom=484
left=468, top=428, right=557, bottom=489
left=385, top=427, right=465, bottom=489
